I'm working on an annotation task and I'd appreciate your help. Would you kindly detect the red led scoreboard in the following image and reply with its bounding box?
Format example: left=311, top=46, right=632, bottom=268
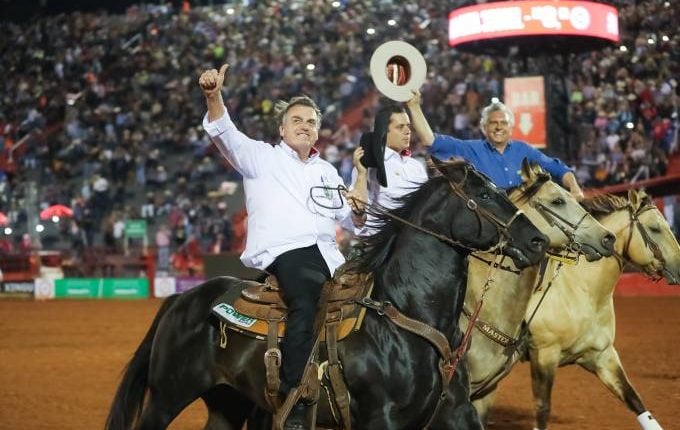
left=448, top=1, right=620, bottom=53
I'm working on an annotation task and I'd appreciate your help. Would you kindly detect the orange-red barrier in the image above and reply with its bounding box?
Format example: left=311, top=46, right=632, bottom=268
left=614, top=272, right=680, bottom=297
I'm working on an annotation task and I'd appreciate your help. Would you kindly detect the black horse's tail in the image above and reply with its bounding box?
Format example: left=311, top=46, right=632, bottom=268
left=105, top=294, right=179, bottom=430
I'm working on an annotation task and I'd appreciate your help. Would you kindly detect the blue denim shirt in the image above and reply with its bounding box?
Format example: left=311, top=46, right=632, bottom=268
left=429, top=134, right=572, bottom=190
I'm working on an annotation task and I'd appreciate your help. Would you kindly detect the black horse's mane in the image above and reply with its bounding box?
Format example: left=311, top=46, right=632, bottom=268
left=345, top=176, right=448, bottom=274
left=581, top=193, right=630, bottom=216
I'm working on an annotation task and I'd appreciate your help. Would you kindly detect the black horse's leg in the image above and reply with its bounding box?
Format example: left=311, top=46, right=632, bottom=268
left=202, top=385, right=253, bottom=430
left=422, top=363, right=483, bottom=430
left=136, top=302, right=222, bottom=429
left=528, top=346, right=560, bottom=430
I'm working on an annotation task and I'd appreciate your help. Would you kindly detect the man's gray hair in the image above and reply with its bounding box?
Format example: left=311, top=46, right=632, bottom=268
left=479, top=101, right=515, bottom=131
left=274, top=95, right=322, bottom=130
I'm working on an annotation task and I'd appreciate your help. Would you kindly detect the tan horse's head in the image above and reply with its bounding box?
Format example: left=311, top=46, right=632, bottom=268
left=509, top=159, right=615, bottom=261
left=584, top=190, right=680, bottom=284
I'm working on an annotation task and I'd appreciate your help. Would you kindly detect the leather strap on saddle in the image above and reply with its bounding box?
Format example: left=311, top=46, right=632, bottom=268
left=264, top=319, right=283, bottom=410
left=325, top=321, right=351, bottom=430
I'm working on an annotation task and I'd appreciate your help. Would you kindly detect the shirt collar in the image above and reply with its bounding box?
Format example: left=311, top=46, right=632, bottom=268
left=484, top=139, right=512, bottom=153
left=280, top=140, right=320, bottom=161
left=385, top=146, right=411, bottom=162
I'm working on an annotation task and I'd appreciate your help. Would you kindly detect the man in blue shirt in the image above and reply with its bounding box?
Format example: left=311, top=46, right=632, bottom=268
left=406, top=91, right=584, bottom=200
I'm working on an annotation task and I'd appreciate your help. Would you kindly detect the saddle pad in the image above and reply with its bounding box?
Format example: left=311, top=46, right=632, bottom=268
left=211, top=292, right=366, bottom=341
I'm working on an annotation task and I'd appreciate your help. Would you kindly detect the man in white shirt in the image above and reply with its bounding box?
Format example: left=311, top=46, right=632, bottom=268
left=199, top=64, right=367, bottom=429
left=353, top=103, right=428, bottom=236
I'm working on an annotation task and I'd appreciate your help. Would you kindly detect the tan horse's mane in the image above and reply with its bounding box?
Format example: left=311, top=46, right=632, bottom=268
left=581, top=194, right=629, bottom=216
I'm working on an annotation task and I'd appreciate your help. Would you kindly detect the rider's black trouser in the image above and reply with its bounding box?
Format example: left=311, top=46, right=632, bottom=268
left=266, top=244, right=331, bottom=395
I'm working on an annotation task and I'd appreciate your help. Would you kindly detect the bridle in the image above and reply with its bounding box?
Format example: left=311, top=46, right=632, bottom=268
left=446, top=167, right=524, bottom=247
left=615, top=204, right=666, bottom=279
left=530, top=200, right=589, bottom=255
left=311, top=165, right=525, bottom=253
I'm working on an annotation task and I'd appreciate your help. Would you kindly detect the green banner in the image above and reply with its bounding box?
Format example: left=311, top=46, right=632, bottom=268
left=55, top=278, right=100, bottom=298
left=125, top=219, right=147, bottom=238
left=54, top=278, right=148, bottom=299
left=102, top=278, right=149, bottom=298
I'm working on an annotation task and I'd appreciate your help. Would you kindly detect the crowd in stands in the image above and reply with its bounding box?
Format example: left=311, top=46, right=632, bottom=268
left=0, top=0, right=678, bottom=271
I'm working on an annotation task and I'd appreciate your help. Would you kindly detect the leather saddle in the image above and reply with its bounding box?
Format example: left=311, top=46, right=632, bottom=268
left=214, top=271, right=373, bottom=342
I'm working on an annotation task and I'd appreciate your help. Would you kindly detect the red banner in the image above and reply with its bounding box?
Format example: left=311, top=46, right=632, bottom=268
left=449, top=1, right=620, bottom=47
left=504, top=76, right=546, bottom=148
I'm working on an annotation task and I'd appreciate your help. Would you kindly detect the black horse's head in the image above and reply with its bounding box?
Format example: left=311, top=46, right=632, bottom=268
left=430, top=157, right=548, bottom=268
left=351, top=157, right=548, bottom=273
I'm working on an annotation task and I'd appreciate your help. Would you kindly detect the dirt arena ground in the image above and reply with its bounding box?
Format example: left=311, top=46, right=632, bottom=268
left=0, top=296, right=678, bottom=430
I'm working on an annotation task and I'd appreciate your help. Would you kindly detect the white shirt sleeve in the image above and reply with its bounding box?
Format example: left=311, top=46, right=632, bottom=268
left=202, top=108, right=270, bottom=178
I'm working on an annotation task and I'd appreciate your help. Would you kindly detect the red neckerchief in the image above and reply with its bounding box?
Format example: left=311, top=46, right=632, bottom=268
left=400, top=149, right=412, bottom=157
left=309, top=146, right=320, bottom=157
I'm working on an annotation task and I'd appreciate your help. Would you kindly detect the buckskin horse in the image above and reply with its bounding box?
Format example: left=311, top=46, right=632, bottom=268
left=480, top=190, right=680, bottom=430
left=461, top=160, right=615, bottom=424
left=106, top=158, right=549, bottom=430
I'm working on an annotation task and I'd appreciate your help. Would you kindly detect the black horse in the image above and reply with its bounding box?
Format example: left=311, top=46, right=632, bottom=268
left=106, top=159, right=548, bottom=430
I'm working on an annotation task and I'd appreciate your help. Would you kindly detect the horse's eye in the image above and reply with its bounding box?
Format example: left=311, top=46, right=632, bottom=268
left=480, top=192, right=490, bottom=200
left=649, top=226, right=662, bottom=234
left=551, top=197, right=565, bottom=206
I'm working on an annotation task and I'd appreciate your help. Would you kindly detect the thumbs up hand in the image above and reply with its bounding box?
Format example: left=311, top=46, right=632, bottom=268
left=199, top=64, right=229, bottom=98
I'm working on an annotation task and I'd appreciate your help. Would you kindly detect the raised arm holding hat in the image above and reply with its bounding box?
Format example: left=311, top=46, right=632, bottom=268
left=407, top=90, right=584, bottom=200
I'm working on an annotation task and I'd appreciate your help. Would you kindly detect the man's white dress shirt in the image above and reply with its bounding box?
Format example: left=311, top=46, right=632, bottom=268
left=203, top=109, right=351, bottom=274
left=355, top=147, right=428, bottom=236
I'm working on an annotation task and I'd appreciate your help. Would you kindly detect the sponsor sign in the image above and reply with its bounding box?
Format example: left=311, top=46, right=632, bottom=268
left=124, top=219, right=147, bottom=238
left=449, top=1, right=619, bottom=47
left=504, top=76, right=547, bottom=148
left=212, top=303, right=257, bottom=328
left=34, top=278, right=56, bottom=300
left=1, top=281, right=35, bottom=294
left=55, top=278, right=101, bottom=298
left=154, top=276, right=177, bottom=298
left=176, top=276, right=205, bottom=294
left=102, top=278, right=149, bottom=299
left=54, top=278, right=148, bottom=299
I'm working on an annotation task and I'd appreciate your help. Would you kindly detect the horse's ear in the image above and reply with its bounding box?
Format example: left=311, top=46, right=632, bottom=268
left=432, top=156, right=467, bottom=182
left=431, top=155, right=446, bottom=174
left=628, top=188, right=642, bottom=209
left=520, top=158, right=534, bottom=183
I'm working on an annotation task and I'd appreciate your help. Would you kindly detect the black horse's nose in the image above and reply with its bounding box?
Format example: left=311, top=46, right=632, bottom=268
left=602, top=233, right=616, bottom=254
left=531, top=234, right=549, bottom=253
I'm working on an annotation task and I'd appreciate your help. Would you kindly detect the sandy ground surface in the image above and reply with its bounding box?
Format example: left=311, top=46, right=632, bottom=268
left=0, top=296, right=678, bottom=430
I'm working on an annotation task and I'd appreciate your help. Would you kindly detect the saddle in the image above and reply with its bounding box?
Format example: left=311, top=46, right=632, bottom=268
left=230, top=273, right=369, bottom=340
left=211, top=269, right=374, bottom=430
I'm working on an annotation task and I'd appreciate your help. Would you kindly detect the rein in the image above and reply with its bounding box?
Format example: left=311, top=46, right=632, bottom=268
left=531, top=200, right=589, bottom=254
left=311, top=168, right=524, bottom=254
left=466, top=253, right=569, bottom=398
left=314, top=167, right=524, bottom=426
left=613, top=204, right=665, bottom=280
left=355, top=250, right=505, bottom=429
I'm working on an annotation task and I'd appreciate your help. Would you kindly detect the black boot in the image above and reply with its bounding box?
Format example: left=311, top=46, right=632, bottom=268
left=283, top=402, right=309, bottom=430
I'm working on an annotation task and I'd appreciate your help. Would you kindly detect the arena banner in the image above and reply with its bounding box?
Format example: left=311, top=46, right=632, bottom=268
left=1, top=281, right=35, bottom=294
left=54, top=278, right=148, bottom=299
left=102, top=278, right=149, bottom=299
left=504, top=76, right=546, bottom=148
left=176, top=276, right=206, bottom=294
left=153, top=276, right=177, bottom=298
left=34, top=278, right=56, bottom=300
left=448, top=1, right=620, bottom=46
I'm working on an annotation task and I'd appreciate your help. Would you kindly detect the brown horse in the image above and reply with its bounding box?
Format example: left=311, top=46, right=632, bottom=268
left=524, top=190, right=680, bottom=430
left=477, top=189, right=679, bottom=430
left=461, top=160, right=614, bottom=423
